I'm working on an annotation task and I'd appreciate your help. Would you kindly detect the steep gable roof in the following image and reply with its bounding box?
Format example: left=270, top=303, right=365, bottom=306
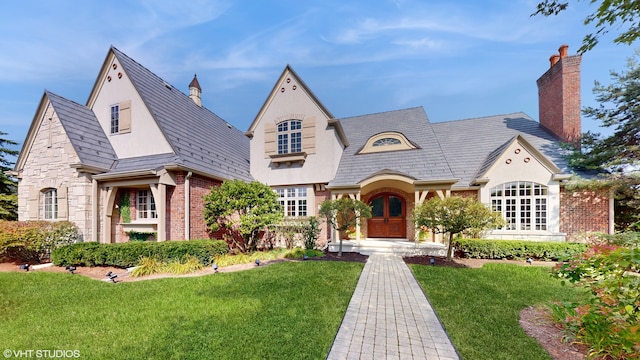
left=431, top=113, right=571, bottom=187
left=47, top=91, right=117, bottom=171
left=93, top=47, right=252, bottom=181
left=246, top=65, right=336, bottom=137
left=329, top=107, right=456, bottom=187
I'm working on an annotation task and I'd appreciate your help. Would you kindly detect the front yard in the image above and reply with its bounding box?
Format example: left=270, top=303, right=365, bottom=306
left=0, top=261, right=363, bottom=360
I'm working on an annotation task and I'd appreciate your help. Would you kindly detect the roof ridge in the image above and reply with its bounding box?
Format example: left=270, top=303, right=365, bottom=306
left=339, top=106, right=425, bottom=121
left=434, top=111, right=531, bottom=124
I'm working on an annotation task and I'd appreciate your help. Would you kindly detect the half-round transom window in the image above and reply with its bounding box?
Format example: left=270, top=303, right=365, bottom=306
left=358, top=132, right=417, bottom=154
left=373, top=138, right=401, bottom=147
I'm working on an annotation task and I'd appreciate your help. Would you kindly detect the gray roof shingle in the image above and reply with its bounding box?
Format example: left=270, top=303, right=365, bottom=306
left=111, top=47, right=252, bottom=181
left=431, top=113, right=572, bottom=187
left=329, top=107, right=456, bottom=187
left=47, top=91, right=117, bottom=170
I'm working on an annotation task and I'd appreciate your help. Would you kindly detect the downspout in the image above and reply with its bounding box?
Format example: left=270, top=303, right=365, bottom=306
left=609, top=189, right=615, bottom=234
left=185, top=172, right=193, bottom=240
left=92, top=178, right=98, bottom=242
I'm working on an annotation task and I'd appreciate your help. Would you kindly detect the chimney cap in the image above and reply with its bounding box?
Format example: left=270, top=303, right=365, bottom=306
left=558, top=44, right=569, bottom=58
left=549, top=54, right=560, bottom=68
left=189, top=74, right=201, bottom=91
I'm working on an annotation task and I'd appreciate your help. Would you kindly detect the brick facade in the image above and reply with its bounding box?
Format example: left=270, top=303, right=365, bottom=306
left=560, top=188, right=610, bottom=241
left=537, top=45, right=581, bottom=145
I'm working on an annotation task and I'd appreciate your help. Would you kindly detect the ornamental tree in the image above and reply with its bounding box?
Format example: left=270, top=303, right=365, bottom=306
left=319, top=197, right=372, bottom=256
left=412, top=196, right=504, bottom=261
left=0, top=131, right=18, bottom=220
left=203, top=180, right=282, bottom=252
left=532, top=0, right=640, bottom=53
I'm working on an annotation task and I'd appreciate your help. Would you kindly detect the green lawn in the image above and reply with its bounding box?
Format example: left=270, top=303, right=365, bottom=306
left=411, top=263, right=584, bottom=360
left=0, top=261, right=363, bottom=360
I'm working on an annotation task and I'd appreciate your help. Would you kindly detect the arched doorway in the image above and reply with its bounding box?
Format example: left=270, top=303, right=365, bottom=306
left=367, top=193, right=406, bottom=238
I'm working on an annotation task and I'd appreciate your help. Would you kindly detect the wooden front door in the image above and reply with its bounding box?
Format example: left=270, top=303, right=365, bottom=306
left=367, top=193, right=406, bottom=238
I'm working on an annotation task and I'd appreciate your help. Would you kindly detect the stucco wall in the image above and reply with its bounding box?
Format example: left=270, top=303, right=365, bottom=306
left=249, top=71, right=343, bottom=186
left=90, top=55, right=173, bottom=159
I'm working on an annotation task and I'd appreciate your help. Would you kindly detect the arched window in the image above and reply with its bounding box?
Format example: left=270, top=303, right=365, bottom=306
left=490, top=181, right=547, bottom=231
left=43, top=189, right=57, bottom=220
left=373, top=138, right=401, bottom=146
left=277, top=120, right=302, bottom=154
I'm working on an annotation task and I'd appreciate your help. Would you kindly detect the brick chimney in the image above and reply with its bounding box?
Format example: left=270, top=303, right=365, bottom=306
left=536, top=44, right=582, bottom=145
left=189, top=74, right=202, bottom=107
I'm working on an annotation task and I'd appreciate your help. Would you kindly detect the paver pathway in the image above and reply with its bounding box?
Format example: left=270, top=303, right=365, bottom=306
left=327, top=253, right=460, bottom=360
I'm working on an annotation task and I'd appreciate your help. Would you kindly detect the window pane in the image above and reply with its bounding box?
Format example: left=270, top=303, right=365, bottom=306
left=110, top=105, right=119, bottom=134
left=371, top=197, right=384, bottom=217
left=389, top=196, right=402, bottom=217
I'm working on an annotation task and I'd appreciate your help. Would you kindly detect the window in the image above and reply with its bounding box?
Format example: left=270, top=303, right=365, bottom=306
left=491, top=182, right=547, bottom=231
left=110, top=104, right=119, bottom=134
left=373, top=138, right=401, bottom=146
left=277, top=120, right=302, bottom=154
left=358, top=132, right=417, bottom=154
left=43, top=189, right=57, bottom=220
left=275, top=187, right=307, bottom=217
left=137, top=190, right=157, bottom=220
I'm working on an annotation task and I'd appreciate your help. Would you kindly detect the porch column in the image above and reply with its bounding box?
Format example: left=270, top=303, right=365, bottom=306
left=91, top=179, right=98, bottom=242
left=104, top=186, right=118, bottom=244
left=355, top=192, right=361, bottom=241
left=150, top=184, right=167, bottom=242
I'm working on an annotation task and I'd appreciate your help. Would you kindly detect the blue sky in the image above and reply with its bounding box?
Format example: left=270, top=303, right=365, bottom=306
left=0, top=0, right=637, bottom=156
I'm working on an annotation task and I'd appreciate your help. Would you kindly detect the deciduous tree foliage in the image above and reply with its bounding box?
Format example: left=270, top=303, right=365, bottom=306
left=564, top=52, right=640, bottom=231
left=319, top=197, right=372, bottom=256
left=412, top=196, right=503, bottom=261
left=533, top=0, right=640, bottom=52
left=203, top=180, right=282, bottom=252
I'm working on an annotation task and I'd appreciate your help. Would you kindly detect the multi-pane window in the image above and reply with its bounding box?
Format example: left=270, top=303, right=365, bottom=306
left=277, top=120, right=302, bottom=154
left=137, top=190, right=157, bottom=220
left=490, top=181, right=547, bottom=231
left=110, top=104, right=119, bottom=134
left=275, top=187, right=307, bottom=217
left=43, top=189, right=57, bottom=220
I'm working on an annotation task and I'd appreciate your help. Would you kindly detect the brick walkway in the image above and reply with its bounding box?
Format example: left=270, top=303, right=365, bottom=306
left=327, top=253, right=460, bottom=360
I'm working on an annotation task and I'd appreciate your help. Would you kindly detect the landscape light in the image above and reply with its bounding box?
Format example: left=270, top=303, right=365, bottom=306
left=65, top=265, right=77, bottom=274
left=19, top=264, right=30, bottom=271
left=526, top=258, right=533, bottom=265
left=429, top=258, right=435, bottom=266
left=255, top=259, right=261, bottom=266
left=212, top=264, right=218, bottom=273
left=105, top=271, right=118, bottom=283
left=303, top=254, right=308, bottom=260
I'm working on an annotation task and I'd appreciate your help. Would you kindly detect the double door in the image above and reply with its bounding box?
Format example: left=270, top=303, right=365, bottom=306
left=367, top=194, right=405, bottom=238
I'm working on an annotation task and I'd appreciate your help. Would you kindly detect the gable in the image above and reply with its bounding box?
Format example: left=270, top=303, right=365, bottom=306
left=478, top=136, right=563, bottom=187
left=249, top=66, right=344, bottom=185
left=87, top=50, right=173, bottom=159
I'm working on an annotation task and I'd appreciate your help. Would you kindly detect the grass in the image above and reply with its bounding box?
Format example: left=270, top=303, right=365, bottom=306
left=410, top=263, right=585, bottom=360
left=0, top=261, right=363, bottom=360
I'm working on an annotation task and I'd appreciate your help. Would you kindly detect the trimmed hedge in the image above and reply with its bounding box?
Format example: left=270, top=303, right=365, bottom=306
left=52, top=239, right=229, bottom=268
left=453, top=239, right=588, bottom=261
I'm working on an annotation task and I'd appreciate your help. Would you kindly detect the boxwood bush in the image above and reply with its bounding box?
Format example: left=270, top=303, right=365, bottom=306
left=52, top=239, right=229, bottom=268
left=453, top=239, right=588, bottom=261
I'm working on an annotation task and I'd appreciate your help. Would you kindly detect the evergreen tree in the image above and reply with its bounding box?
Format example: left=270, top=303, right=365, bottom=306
left=0, top=131, right=18, bottom=220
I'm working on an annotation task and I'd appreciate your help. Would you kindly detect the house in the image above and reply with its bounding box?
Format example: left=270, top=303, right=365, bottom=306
left=12, top=45, right=613, bottom=245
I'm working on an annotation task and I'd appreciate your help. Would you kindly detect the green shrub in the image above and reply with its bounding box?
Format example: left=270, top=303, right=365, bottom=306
left=127, top=231, right=156, bottom=241
left=0, top=221, right=79, bottom=263
left=52, top=239, right=228, bottom=268
left=283, top=248, right=325, bottom=259
left=130, top=257, right=162, bottom=277
left=551, top=245, right=640, bottom=358
left=453, top=238, right=588, bottom=261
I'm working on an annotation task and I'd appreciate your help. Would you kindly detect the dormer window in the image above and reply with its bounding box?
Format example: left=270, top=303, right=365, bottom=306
left=373, top=138, right=401, bottom=146
left=278, top=120, right=302, bottom=154
left=359, top=132, right=417, bottom=154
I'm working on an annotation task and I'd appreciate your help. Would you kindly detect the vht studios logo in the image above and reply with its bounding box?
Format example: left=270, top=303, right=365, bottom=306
left=3, top=349, right=81, bottom=358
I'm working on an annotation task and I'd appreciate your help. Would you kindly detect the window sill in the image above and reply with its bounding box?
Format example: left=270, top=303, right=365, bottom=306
left=120, top=222, right=158, bottom=233
left=270, top=152, right=307, bottom=167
